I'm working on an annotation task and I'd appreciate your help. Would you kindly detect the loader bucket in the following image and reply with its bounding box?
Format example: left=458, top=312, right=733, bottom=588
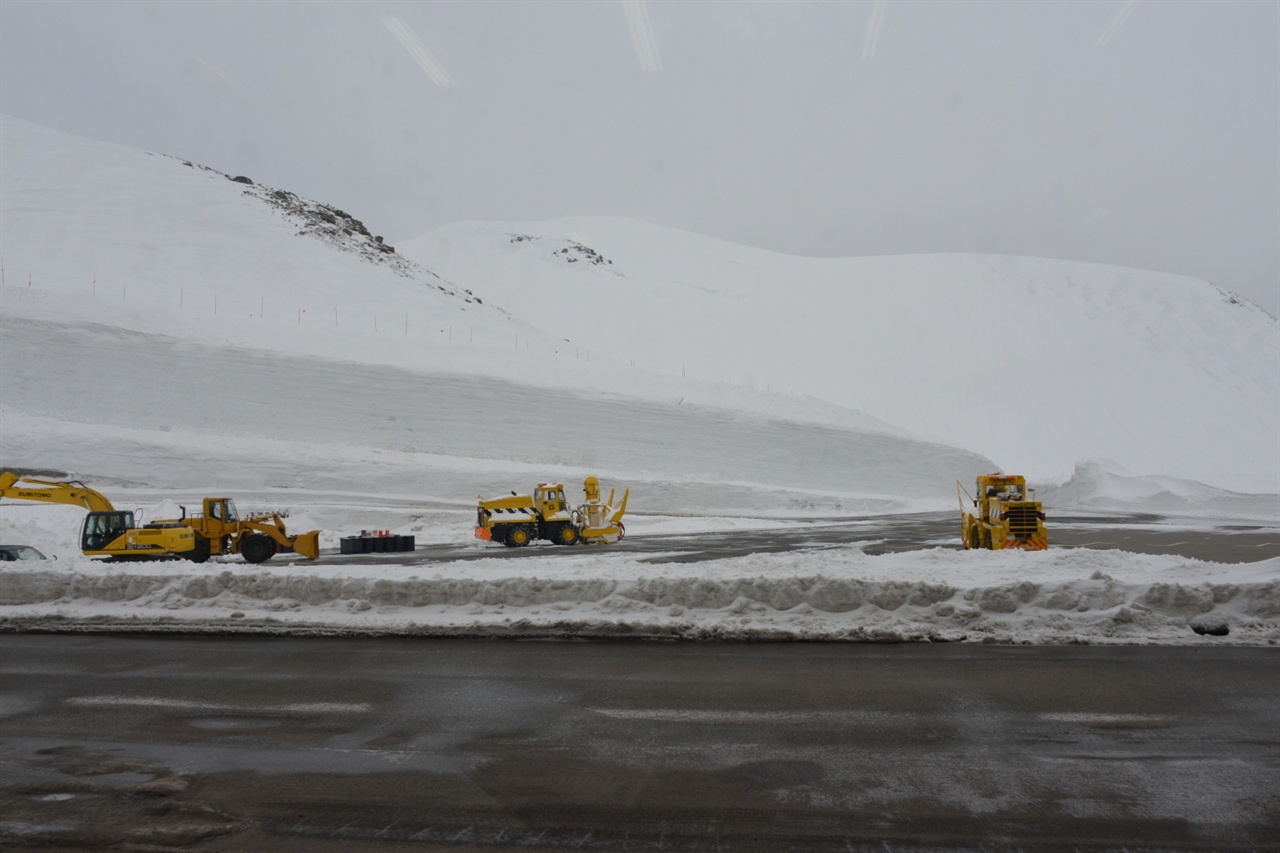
left=289, top=529, right=321, bottom=560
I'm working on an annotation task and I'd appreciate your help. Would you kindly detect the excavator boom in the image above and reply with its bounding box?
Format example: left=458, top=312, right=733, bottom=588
left=0, top=471, right=116, bottom=512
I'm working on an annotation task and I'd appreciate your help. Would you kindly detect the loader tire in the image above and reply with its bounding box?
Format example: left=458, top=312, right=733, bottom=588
left=241, top=534, right=277, bottom=564
left=554, top=524, right=580, bottom=546
left=187, top=537, right=212, bottom=564
left=505, top=526, right=531, bottom=548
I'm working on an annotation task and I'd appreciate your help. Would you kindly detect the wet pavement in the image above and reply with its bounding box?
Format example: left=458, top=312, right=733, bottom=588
left=336, top=510, right=1280, bottom=566
left=0, top=636, right=1277, bottom=852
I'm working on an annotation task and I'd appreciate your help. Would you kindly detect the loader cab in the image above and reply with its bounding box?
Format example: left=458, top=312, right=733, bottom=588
left=80, top=510, right=135, bottom=551
left=206, top=498, right=239, bottom=523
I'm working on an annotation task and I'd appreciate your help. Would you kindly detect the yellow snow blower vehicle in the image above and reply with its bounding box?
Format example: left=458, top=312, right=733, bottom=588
left=958, top=473, right=1047, bottom=551
left=0, top=471, right=198, bottom=560
left=158, top=497, right=321, bottom=564
left=475, top=476, right=629, bottom=547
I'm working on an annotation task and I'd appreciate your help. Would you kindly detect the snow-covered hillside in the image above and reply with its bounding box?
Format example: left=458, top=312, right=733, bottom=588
left=402, top=220, right=1280, bottom=495
left=1, top=115, right=1275, bottom=646
left=0, top=115, right=992, bottom=512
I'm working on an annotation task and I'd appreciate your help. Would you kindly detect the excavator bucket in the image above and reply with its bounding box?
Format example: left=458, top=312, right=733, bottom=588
left=288, top=530, right=321, bottom=560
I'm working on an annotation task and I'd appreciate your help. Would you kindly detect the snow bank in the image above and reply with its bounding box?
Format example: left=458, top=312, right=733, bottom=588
left=1, top=548, right=1275, bottom=645
left=1041, top=460, right=1280, bottom=521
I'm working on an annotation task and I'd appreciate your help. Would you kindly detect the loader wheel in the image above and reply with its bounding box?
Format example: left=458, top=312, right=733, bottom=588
left=241, top=534, right=277, bottom=564
left=505, top=526, right=531, bottom=548
left=187, top=537, right=212, bottom=564
left=554, top=524, right=579, bottom=546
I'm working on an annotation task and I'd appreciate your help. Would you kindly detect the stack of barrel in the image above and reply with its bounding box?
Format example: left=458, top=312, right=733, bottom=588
left=340, top=530, right=415, bottom=554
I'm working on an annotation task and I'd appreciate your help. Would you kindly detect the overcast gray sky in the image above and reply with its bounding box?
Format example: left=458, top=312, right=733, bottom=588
left=2, top=0, right=1276, bottom=314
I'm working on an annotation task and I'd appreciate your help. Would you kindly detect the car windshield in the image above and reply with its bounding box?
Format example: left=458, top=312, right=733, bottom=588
left=3, top=546, right=46, bottom=560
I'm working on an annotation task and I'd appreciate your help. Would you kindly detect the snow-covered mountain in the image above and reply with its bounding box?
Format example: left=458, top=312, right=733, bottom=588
left=0, top=115, right=991, bottom=513
left=1, top=115, right=1276, bottom=509
left=401, top=220, right=1279, bottom=495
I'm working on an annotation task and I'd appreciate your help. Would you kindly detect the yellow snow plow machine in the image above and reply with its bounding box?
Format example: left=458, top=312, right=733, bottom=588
left=475, top=476, right=629, bottom=547
left=958, top=473, right=1047, bottom=551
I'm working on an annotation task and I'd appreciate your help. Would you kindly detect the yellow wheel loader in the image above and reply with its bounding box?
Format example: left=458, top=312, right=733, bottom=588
left=958, top=473, right=1047, bottom=551
left=0, top=471, right=198, bottom=560
left=159, top=497, right=321, bottom=564
left=475, top=476, right=629, bottom=547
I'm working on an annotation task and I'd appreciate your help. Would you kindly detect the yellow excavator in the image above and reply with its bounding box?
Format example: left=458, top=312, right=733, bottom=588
left=475, top=476, right=629, bottom=547
left=0, top=471, right=199, bottom=560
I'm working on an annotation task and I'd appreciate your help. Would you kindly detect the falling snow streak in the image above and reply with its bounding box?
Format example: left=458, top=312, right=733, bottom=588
left=1095, top=0, right=1140, bottom=48
left=381, top=16, right=456, bottom=88
left=862, top=0, right=888, bottom=61
left=191, top=55, right=251, bottom=96
left=621, top=0, right=663, bottom=73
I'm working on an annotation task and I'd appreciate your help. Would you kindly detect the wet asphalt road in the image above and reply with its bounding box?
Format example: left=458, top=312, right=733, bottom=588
left=0, top=636, right=1276, bottom=853
left=337, top=511, right=1280, bottom=566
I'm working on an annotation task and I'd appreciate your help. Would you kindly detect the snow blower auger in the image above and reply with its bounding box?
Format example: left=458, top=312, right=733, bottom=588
left=475, top=476, right=629, bottom=547
left=958, top=474, right=1047, bottom=551
left=574, top=475, right=629, bottom=544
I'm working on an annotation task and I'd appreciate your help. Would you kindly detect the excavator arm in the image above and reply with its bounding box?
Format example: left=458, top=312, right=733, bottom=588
left=0, top=471, right=116, bottom=512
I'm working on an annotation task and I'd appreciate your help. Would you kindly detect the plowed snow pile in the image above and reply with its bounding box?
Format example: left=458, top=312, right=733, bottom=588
left=1, top=544, right=1276, bottom=644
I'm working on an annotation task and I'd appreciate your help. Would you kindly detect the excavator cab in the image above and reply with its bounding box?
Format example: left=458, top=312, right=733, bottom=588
left=80, top=511, right=135, bottom=551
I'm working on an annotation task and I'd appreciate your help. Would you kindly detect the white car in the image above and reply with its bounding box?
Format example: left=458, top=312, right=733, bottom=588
left=0, top=545, right=51, bottom=561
